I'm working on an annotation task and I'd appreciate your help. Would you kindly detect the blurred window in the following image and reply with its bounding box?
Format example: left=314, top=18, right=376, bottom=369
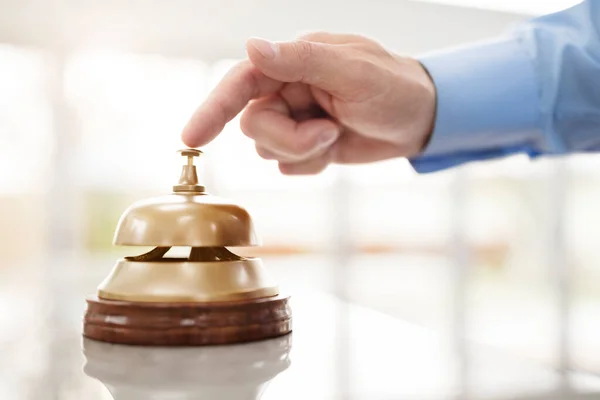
left=0, top=45, right=52, bottom=195
left=65, top=50, right=208, bottom=191
left=411, top=0, right=580, bottom=15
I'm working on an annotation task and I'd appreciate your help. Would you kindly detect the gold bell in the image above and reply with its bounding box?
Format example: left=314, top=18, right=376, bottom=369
left=83, top=149, right=292, bottom=346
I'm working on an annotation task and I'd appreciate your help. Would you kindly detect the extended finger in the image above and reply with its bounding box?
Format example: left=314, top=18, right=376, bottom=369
left=181, top=60, right=283, bottom=147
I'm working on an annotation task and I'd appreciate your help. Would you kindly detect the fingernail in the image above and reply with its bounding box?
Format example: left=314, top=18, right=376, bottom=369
left=319, top=129, right=339, bottom=146
left=248, top=37, right=278, bottom=59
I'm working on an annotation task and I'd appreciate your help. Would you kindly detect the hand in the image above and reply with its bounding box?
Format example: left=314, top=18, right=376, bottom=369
left=181, top=32, right=436, bottom=175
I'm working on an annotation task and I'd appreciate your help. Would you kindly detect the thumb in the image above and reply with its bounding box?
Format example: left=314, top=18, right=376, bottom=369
left=246, top=37, right=355, bottom=95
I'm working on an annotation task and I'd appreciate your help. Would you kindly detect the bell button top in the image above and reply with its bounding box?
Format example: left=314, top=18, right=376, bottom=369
left=111, top=148, right=260, bottom=247
left=173, top=149, right=205, bottom=193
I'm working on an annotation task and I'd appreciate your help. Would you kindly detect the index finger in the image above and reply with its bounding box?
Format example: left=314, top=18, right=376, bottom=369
left=181, top=60, right=284, bottom=147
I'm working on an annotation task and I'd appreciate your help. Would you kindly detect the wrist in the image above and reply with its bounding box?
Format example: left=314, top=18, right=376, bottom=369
left=405, top=58, right=437, bottom=157
left=415, top=60, right=437, bottom=154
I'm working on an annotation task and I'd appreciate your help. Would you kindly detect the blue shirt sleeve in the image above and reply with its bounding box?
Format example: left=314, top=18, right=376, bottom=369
left=409, top=0, right=600, bottom=173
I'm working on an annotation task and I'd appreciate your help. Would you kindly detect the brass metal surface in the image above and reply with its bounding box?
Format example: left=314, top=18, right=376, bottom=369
left=113, top=194, right=260, bottom=247
left=112, top=149, right=260, bottom=247
left=173, top=149, right=205, bottom=193
left=92, top=148, right=280, bottom=306
left=97, top=258, right=279, bottom=303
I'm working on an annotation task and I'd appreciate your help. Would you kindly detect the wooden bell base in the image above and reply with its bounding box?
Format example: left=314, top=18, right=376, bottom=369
left=83, top=294, right=292, bottom=346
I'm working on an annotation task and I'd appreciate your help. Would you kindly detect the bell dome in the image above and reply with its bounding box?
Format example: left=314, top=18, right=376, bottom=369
left=112, top=149, right=260, bottom=247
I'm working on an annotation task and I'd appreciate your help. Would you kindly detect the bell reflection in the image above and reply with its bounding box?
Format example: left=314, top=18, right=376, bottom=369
left=82, top=334, right=292, bottom=400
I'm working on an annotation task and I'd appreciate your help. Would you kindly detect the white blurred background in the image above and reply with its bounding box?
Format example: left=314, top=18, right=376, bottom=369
left=1, top=0, right=599, bottom=398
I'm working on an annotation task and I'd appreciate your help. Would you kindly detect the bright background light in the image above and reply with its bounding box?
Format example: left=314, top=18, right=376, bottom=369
left=412, top=0, right=581, bottom=15
left=0, top=0, right=597, bottom=398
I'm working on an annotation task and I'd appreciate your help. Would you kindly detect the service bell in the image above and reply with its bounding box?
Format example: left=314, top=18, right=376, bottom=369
left=83, top=149, right=292, bottom=346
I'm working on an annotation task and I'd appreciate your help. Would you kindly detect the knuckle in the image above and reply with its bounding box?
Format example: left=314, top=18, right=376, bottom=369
left=313, top=163, right=328, bottom=174
left=340, top=58, right=387, bottom=100
left=279, top=160, right=327, bottom=175
left=255, top=145, right=275, bottom=160
left=278, top=163, right=294, bottom=175
left=332, top=144, right=350, bottom=163
left=231, top=59, right=251, bottom=73
left=239, top=108, right=257, bottom=138
left=287, top=40, right=329, bottom=83
left=353, top=59, right=380, bottom=78
left=291, top=40, right=315, bottom=63
left=287, top=136, right=317, bottom=157
left=212, top=96, right=229, bottom=129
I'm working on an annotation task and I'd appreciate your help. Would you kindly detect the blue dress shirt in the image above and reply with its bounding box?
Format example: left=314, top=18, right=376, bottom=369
left=409, top=0, right=600, bottom=173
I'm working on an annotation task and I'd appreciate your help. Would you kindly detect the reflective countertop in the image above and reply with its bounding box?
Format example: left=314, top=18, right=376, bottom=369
left=2, top=255, right=600, bottom=399
left=79, top=292, right=600, bottom=400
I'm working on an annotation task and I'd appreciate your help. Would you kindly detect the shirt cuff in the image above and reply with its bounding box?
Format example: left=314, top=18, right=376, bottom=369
left=409, top=37, right=542, bottom=173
